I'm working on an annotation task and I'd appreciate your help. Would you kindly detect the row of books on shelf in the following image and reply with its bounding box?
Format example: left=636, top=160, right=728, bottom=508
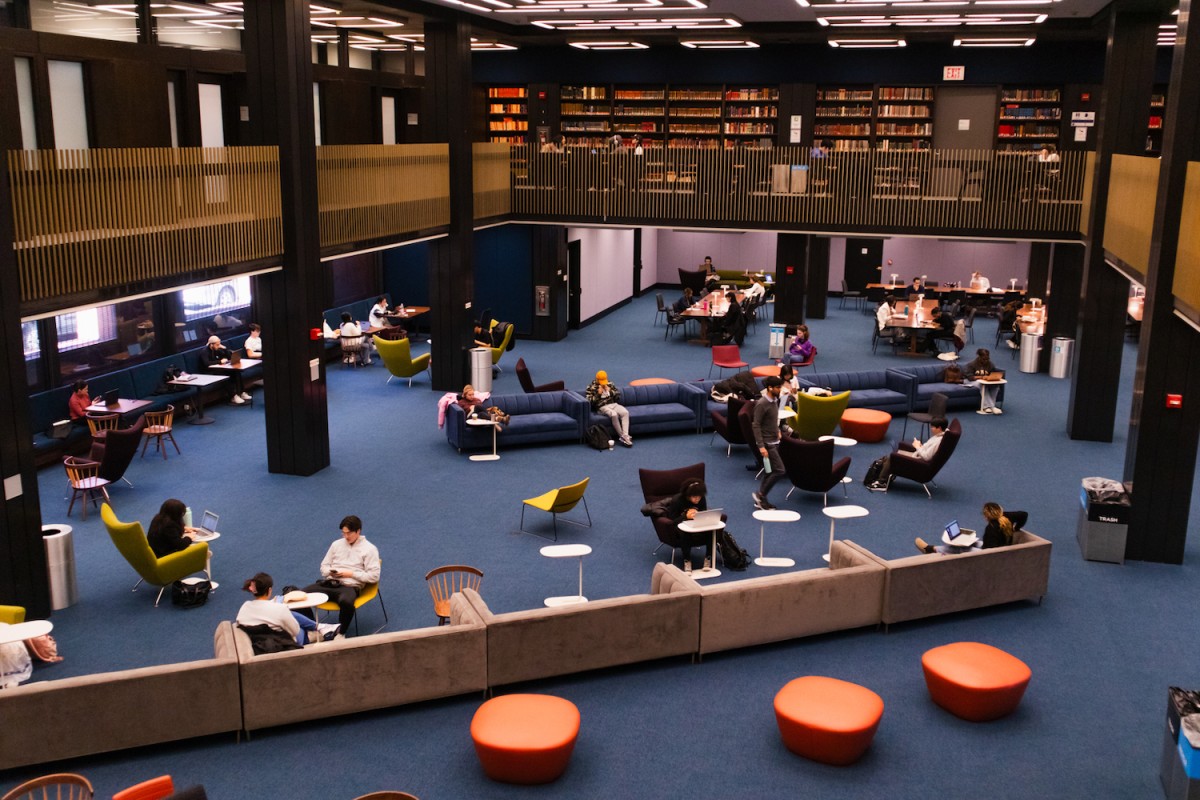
left=877, top=104, right=931, bottom=118
left=999, top=105, right=1061, bottom=120
left=488, top=103, right=527, bottom=115
left=489, top=119, right=529, bottom=131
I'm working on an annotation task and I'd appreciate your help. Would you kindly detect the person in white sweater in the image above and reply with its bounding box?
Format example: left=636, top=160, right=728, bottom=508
left=236, top=572, right=317, bottom=646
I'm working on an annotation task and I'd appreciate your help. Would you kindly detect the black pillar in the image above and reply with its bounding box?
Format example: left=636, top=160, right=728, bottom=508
left=1068, top=3, right=1162, bottom=441
left=530, top=226, right=568, bottom=342
left=1027, top=242, right=1051, bottom=299
left=805, top=236, right=830, bottom=321
left=773, top=233, right=808, bottom=326
left=1122, top=0, right=1200, bottom=563
left=423, top=19, right=475, bottom=392
left=243, top=0, right=331, bottom=476
left=1041, top=243, right=1085, bottom=373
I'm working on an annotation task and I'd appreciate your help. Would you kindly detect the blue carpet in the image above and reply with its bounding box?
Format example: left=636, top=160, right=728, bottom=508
left=9, top=293, right=1199, bottom=799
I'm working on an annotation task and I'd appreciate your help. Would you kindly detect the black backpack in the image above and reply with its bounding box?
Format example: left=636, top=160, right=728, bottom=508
left=585, top=424, right=612, bottom=450
left=718, top=530, right=749, bottom=571
left=863, top=456, right=887, bottom=487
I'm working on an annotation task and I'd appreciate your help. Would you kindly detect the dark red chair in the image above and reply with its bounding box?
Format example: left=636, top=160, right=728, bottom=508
left=779, top=435, right=852, bottom=506
left=87, top=414, right=146, bottom=488
left=889, top=418, right=962, bottom=497
left=708, top=344, right=748, bottom=378
left=709, top=395, right=748, bottom=457
left=639, top=462, right=708, bottom=560
left=515, top=358, right=565, bottom=393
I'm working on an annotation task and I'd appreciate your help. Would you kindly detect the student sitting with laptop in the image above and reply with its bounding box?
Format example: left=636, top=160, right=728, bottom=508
left=914, top=502, right=1028, bottom=555
left=663, top=478, right=725, bottom=575
left=963, top=348, right=1004, bottom=415
left=147, top=498, right=215, bottom=579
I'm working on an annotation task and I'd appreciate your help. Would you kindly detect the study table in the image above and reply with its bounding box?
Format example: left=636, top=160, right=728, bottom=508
left=678, top=290, right=745, bottom=346
left=540, top=544, right=591, bottom=607
left=886, top=311, right=940, bottom=356
left=85, top=398, right=151, bottom=416
left=0, top=619, right=53, bottom=645
left=678, top=517, right=724, bottom=579
left=168, top=374, right=229, bottom=425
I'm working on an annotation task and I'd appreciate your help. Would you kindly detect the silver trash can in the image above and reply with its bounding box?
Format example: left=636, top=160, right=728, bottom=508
left=43, top=524, right=79, bottom=610
left=1019, top=332, right=1041, bottom=373
left=470, top=347, right=493, bottom=393
left=1049, top=336, right=1074, bottom=379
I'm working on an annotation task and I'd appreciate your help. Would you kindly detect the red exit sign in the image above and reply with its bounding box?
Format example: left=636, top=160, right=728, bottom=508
left=943, top=66, right=966, bottom=81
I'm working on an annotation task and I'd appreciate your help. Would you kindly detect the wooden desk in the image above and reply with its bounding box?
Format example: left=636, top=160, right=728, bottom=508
left=168, top=374, right=229, bottom=425
left=679, top=290, right=745, bottom=345
left=887, top=312, right=940, bottom=356
left=384, top=306, right=430, bottom=323
left=85, top=398, right=151, bottom=415
left=209, top=358, right=263, bottom=372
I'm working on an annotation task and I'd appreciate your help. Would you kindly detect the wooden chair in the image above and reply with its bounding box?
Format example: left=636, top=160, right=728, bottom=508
left=352, top=793, right=419, bottom=800
left=1, top=773, right=94, bottom=800
left=141, top=405, right=180, bottom=460
left=112, top=775, right=173, bottom=800
left=86, top=411, right=120, bottom=440
left=64, top=456, right=111, bottom=520
left=424, top=565, right=484, bottom=626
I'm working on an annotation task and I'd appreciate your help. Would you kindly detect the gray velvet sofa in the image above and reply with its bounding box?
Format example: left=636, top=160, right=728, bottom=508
left=0, top=622, right=242, bottom=771
left=460, top=562, right=700, bottom=687
left=232, top=593, right=487, bottom=732
left=658, top=541, right=886, bottom=655
left=585, top=382, right=709, bottom=435
left=841, top=531, right=1052, bottom=627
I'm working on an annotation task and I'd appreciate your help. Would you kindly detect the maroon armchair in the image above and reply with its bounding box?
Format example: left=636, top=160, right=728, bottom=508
left=86, top=414, right=146, bottom=488
left=709, top=395, right=748, bottom=456
left=515, top=357, right=565, bottom=393
left=639, top=462, right=709, bottom=560
left=779, top=435, right=851, bottom=506
left=889, top=418, right=962, bottom=497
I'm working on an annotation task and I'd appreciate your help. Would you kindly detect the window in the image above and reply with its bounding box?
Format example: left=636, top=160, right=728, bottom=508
left=22, top=321, right=39, bottom=360
left=31, top=0, right=139, bottom=43
left=176, top=277, right=252, bottom=345
left=56, top=307, right=116, bottom=353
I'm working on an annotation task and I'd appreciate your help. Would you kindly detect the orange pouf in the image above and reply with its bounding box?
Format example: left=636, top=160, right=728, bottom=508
left=839, top=408, right=892, bottom=443
left=774, top=676, right=884, bottom=765
left=751, top=365, right=782, bottom=378
left=922, top=642, right=1031, bottom=722
left=471, top=694, right=580, bottom=784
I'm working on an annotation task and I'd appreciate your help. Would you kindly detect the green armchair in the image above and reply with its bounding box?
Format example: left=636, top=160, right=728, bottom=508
left=101, top=503, right=209, bottom=607
left=484, top=321, right=515, bottom=371
left=374, top=336, right=431, bottom=386
left=790, top=391, right=852, bottom=441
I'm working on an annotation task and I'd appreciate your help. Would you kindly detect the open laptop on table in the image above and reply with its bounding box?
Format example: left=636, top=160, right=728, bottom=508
left=191, top=510, right=220, bottom=541
left=689, top=508, right=725, bottom=528
left=229, top=349, right=242, bottom=367
left=103, top=388, right=121, bottom=407
left=940, top=519, right=977, bottom=547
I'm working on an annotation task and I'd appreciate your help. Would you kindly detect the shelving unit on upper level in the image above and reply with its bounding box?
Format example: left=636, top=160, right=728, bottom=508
left=996, top=87, right=1062, bottom=152
left=560, top=84, right=611, bottom=148
left=666, top=86, right=724, bottom=149
left=611, top=86, right=666, bottom=149
left=722, top=87, right=779, bottom=148
left=814, top=86, right=874, bottom=151
left=875, top=86, right=934, bottom=151
left=486, top=85, right=529, bottom=144
left=1146, top=88, right=1165, bottom=155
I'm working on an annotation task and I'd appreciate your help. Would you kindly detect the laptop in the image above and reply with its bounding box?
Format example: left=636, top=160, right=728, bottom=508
left=103, top=388, right=121, bottom=407
left=229, top=349, right=242, bottom=366
left=979, top=371, right=1005, bottom=382
left=941, top=519, right=977, bottom=547
left=689, top=508, right=725, bottom=528
left=191, top=510, right=220, bottom=541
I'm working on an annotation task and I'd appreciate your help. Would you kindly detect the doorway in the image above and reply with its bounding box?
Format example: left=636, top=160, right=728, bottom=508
left=568, top=239, right=581, bottom=329
left=844, top=238, right=884, bottom=292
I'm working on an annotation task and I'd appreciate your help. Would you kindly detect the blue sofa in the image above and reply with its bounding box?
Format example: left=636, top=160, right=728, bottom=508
left=798, top=370, right=915, bottom=415
left=691, top=376, right=767, bottom=427
left=446, top=391, right=588, bottom=451
left=891, top=364, right=1004, bottom=412
left=584, top=382, right=708, bottom=436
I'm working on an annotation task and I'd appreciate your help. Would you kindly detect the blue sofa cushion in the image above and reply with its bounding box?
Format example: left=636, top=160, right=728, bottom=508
left=504, top=412, right=579, bottom=435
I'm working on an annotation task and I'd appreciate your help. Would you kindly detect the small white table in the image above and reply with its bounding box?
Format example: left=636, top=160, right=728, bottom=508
left=283, top=591, right=328, bottom=612
left=678, top=517, right=724, bottom=579
left=169, top=373, right=230, bottom=425
left=819, top=435, right=858, bottom=448
left=821, top=505, right=869, bottom=564
left=975, top=377, right=1008, bottom=414
left=540, top=544, right=592, bottom=606
left=466, top=417, right=501, bottom=462
left=0, top=619, right=53, bottom=645
left=753, top=509, right=801, bottom=568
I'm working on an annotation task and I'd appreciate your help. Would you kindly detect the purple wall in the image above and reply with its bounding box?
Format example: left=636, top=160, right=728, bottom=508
left=827, top=238, right=1032, bottom=291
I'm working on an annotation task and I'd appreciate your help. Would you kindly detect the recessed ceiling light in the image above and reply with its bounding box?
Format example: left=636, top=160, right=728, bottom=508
left=829, top=37, right=907, bottom=46
left=472, top=41, right=519, bottom=49
left=954, top=36, right=1035, bottom=45
left=568, top=40, right=650, bottom=49
left=681, top=39, right=760, bottom=48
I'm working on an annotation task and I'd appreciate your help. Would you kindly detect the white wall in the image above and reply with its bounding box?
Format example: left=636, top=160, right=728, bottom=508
left=652, top=229, right=777, bottom=285
left=827, top=237, right=1032, bottom=291
left=640, top=228, right=659, bottom=292
left=567, top=227, right=635, bottom=321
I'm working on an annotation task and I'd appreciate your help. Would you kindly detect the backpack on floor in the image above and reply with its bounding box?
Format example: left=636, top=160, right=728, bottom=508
left=585, top=424, right=612, bottom=450
left=718, top=530, right=749, bottom=571
left=863, top=456, right=887, bottom=487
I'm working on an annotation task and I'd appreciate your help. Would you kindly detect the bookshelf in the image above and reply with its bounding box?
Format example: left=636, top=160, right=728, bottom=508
left=997, top=87, right=1062, bottom=152
left=815, top=86, right=874, bottom=151
left=875, top=86, right=933, bottom=151
left=723, top=86, right=778, bottom=148
left=486, top=85, right=529, bottom=144
left=667, top=87, right=723, bottom=149
left=612, top=86, right=666, bottom=148
left=561, top=85, right=610, bottom=147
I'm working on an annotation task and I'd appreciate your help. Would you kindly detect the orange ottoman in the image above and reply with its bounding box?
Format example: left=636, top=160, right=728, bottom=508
left=751, top=365, right=782, bottom=378
left=922, top=642, right=1031, bottom=722
left=774, top=676, right=884, bottom=765
left=471, top=694, right=580, bottom=784
left=839, top=408, right=892, bottom=443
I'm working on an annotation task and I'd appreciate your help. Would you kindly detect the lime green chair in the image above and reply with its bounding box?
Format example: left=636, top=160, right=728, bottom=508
left=520, top=477, right=592, bottom=541
left=791, top=391, right=852, bottom=441
left=484, top=320, right=515, bottom=372
left=374, top=336, right=431, bottom=386
left=0, top=605, right=25, bottom=624
left=101, top=503, right=209, bottom=607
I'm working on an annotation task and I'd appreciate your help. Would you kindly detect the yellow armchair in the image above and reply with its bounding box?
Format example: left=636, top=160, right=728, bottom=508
left=0, top=605, right=25, bottom=624
left=520, top=477, right=592, bottom=541
left=790, top=391, right=852, bottom=441
left=374, top=336, right=431, bottom=386
left=101, top=503, right=209, bottom=607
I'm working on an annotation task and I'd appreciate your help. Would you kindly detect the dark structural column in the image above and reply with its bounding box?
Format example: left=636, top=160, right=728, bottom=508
left=0, top=63, right=49, bottom=613
left=1068, top=1, right=1161, bottom=441
left=774, top=233, right=809, bottom=325
left=423, top=18, right=475, bottom=392
left=805, top=237, right=830, bottom=321
left=243, top=0, right=330, bottom=475
left=1040, top=244, right=1085, bottom=373
left=1122, top=0, right=1200, bottom=563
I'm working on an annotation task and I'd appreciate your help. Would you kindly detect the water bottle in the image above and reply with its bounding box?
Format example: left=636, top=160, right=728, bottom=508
left=184, top=507, right=193, bottom=528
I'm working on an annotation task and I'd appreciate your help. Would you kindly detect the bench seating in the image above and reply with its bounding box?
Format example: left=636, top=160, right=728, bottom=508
left=585, top=382, right=708, bottom=435
left=446, top=390, right=588, bottom=451
left=891, top=363, right=1005, bottom=412
left=799, top=369, right=915, bottom=415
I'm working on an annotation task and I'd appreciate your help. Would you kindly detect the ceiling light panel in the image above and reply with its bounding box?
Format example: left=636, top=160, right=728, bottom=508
left=953, top=35, right=1035, bottom=45
left=828, top=36, right=907, bottom=46
left=534, top=16, right=739, bottom=30
left=681, top=39, right=760, bottom=48
left=568, top=40, right=650, bottom=48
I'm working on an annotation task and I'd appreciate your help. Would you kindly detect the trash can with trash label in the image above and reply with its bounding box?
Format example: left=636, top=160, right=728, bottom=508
left=43, top=524, right=79, bottom=610
left=1076, top=477, right=1130, bottom=563
left=1049, top=337, right=1074, bottom=379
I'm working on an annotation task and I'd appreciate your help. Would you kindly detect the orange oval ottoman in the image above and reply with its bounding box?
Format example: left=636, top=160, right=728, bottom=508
left=921, top=642, right=1031, bottom=722
left=774, top=676, right=884, bottom=765
left=471, top=694, right=580, bottom=784
left=839, top=408, right=892, bottom=443
left=751, top=365, right=782, bottom=378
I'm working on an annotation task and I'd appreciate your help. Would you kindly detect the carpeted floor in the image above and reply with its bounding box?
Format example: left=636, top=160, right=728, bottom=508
left=9, top=291, right=1198, bottom=799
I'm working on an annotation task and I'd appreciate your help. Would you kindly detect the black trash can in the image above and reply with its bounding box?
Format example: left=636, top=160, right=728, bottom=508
left=1076, top=478, right=1131, bottom=564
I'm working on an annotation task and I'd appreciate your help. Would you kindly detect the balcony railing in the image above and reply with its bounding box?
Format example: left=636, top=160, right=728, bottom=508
left=509, top=145, right=1086, bottom=236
